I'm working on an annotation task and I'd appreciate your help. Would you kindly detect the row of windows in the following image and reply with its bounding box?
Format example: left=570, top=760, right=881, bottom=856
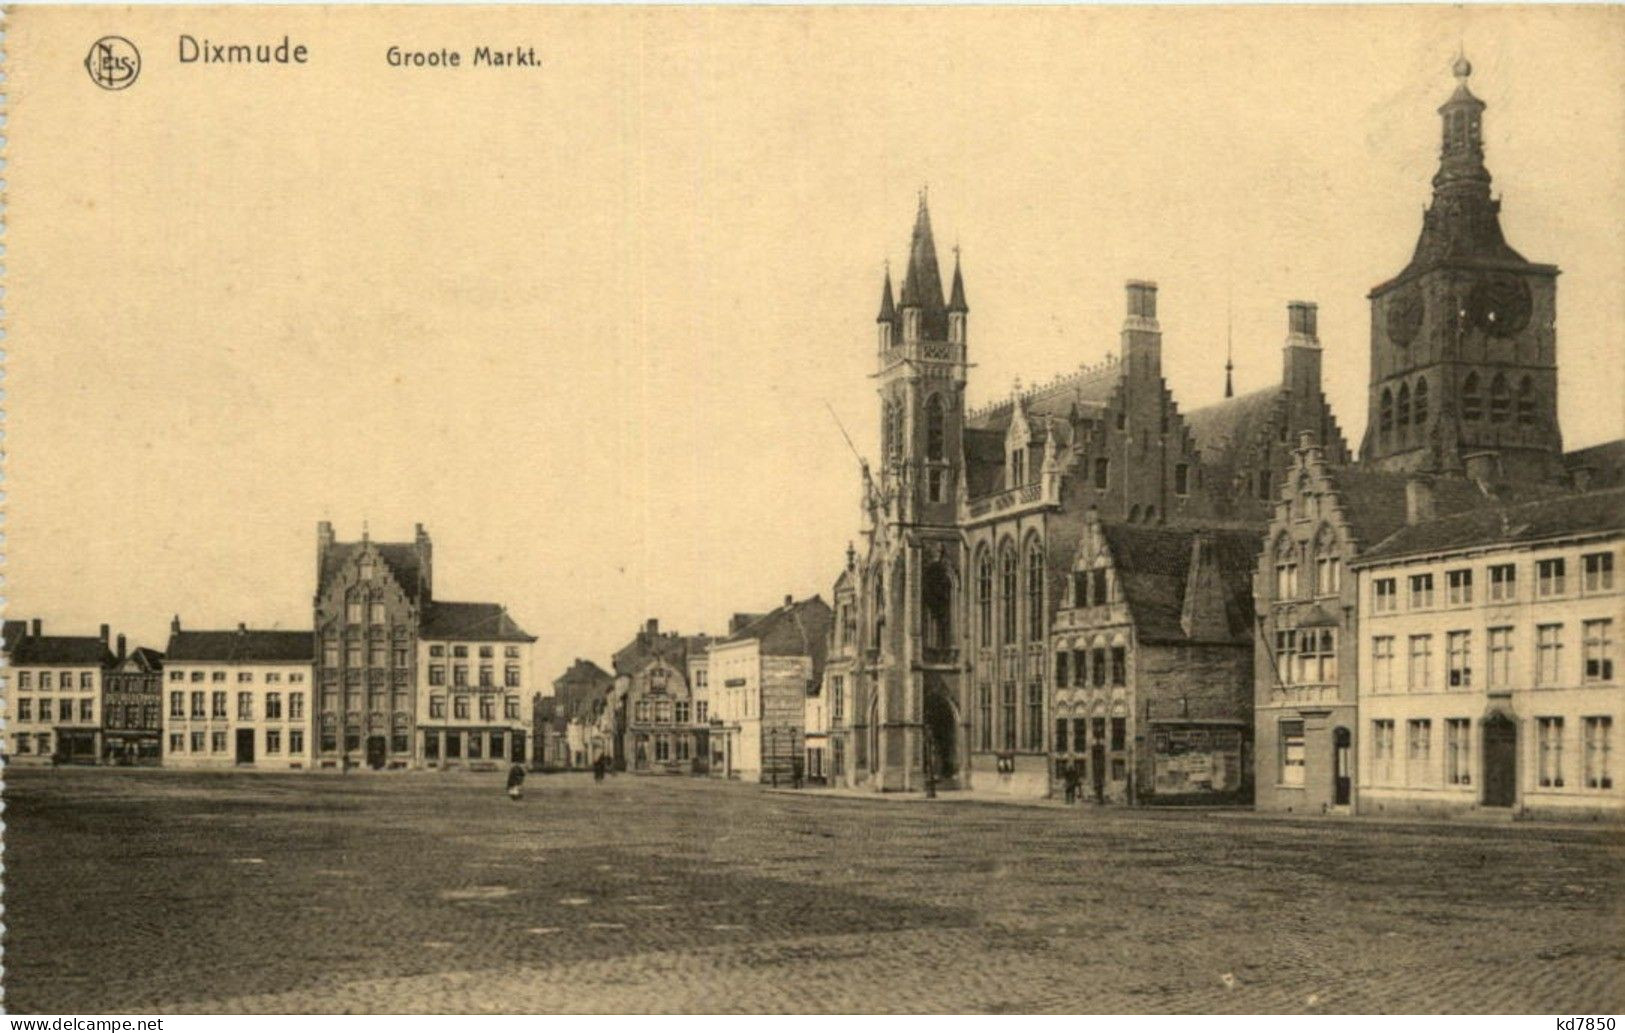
left=168, top=728, right=306, bottom=756
left=11, top=671, right=97, bottom=690
left=632, top=732, right=694, bottom=764
left=1053, top=715, right=1127, bottom=754
left=1371, top=620, right=1612, bottom=695
left=630, top=699, right=706, bottom=724
left=428, top=644, right=522, bottom=660
left=106, top=703, right=161, bottom=729
left=427, top=695, right=522, bottom=721
left=1274, top=628, right=1339, bottom=686
left=973, top=543, right=1048, bottom=644
left=11, top=698, right=96, bottom=723
left=1377, top=372, right=1538, bottom=440
left=1365, top=716, right=1613, bottom=791
left=169, top=669, right=307, bottom=683
left=169, top=691, right=307, bottom=720
left=423, top=730, right=524, bottom=762
left=1053, top=645, right=1128, bottom=689
left=973, top=681, right=1046, bottom=752
left=1272, top=527, right=1342, bottom=600
left=1369, top=620, right=1615, bottom=692
left=426, top=665, right=523, bottom=688
left=1370, top=554, right=1614, bottom=613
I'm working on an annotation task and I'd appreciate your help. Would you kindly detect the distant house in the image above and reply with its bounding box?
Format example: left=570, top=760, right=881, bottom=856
left=103, top=639, right=166, bottom=766
left=417, top=602, right=536, bottom=771
left=709, top=596, right=833, bottom=783
left=5, top=620, right=118, bottom=764
left=543, top=657, right=615, bottom=767
left=163, top=618, right=315, bottom=770
left=1051, top=510, right=1259, bottom=805
left=608, top=620, right=712, bottom=775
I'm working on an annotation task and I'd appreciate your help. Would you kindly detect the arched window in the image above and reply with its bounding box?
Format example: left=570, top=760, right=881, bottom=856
left=1026, top=541, right=1045, bottom=641
left=1274, top=532, right=1298, bottom=600
left=1396, top=383, right=1411, bottom=439
left=923, top=560, right=953, bottom=651
left=1413, top=377, right=1429, bottom=428
left=1000, top=544, right=1018, bottom=644
left=1314, top=525, right=1341, bottom=596
left=926, top=395, right=945, bottom=461
left=1380, top=389, right=1394, bottom=438
left=1517, top=376, right=1536, bottom=425
left=976, top=550, right=993, bottom=646
left=1128, top=504, right=1141, bottom=523
left=1490, top=373, right=1511, bottom=423
left=1144, top=505, right=1157, bottom=524
left=1462, top=372, right=1483, bottom=421
left=871, top=571, right=886, bottom=643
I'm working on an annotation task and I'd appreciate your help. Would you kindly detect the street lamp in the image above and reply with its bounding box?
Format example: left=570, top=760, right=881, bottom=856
left=769, top=728, right=778, bottom=787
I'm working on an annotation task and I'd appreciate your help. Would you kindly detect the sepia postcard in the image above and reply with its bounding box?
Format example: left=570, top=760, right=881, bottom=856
left=3, top=2, right=1623, bottom=1018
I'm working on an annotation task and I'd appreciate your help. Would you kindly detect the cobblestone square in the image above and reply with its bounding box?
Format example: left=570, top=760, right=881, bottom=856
left=4, top=769, right=1622, bottom=1013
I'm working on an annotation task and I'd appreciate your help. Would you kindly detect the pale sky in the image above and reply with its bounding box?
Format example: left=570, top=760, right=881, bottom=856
left=10, top=6, right=1623, bottom=689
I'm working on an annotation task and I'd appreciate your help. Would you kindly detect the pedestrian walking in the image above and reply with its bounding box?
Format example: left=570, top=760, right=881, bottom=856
left=593, top=753, right=606, bottom=782
left=506, top=762, right=527, bottom=801
left=1064, top=761, right=1080, bottom=805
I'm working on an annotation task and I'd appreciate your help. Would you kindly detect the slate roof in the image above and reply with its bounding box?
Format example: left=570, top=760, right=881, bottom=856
left=420, top=602, right=534, bottom=642
left=1099, top=524, right=1260, bottom=645
left=130, top=646, right=167, bottom=667
left=719, top=596, right=834, bottom=689
left=8, top=635, right=118, bottom=666
left=3, top=620, right=28, bottom=654
left=165, top=629, right=314, bottom=664
left=1566, top=439, right=1625, bottom=491
left=1356, top=486, right=1625, bottom=566
left=319, top=542, right=427, bottom=600
left=967, top=361, right=1121, bottom=434
left=1183, top=387, right=1280, bottom=486
left=550, top=658, right=614, bottom=723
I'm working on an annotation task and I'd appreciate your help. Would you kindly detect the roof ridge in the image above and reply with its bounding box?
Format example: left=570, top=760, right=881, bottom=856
left=966, top=355, right=1122, bottom=422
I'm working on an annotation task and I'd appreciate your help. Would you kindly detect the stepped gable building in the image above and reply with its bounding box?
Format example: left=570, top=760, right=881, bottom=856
left=1050, top=510, right=1260, bottom=806
left=1361, top=56, right=1568, bottom=484
left=848, top=195, right=1348, bottom=795
left=1254, top=434, right=1494, bottom=815
left=312, top=522, right=433, bottom=769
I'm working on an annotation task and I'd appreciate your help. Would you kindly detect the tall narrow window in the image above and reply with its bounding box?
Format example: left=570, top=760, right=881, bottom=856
left=1379, top=388, right=1394, bottom=438
left=1413, top=376, right=1429, bottom=428
left=1372, top=636, right=1395, bottom=692
left=1583, top=620, right=1615, bottom=683
left=1462, top=373, right=1483, bottom=421
left=1000, top=682, right=1016, bottom=751
left=1026, top=681, right=1043, bottom=751
left=1583, top=552, right=1615, bottom=593
left=1584, top=717, right=1613, bottom=790
left=1538, top=717, right=1565, bottom=788
left=1446, top=719, right=1472, bottom=786
left=1447, top=631, right=1472, bottom=688
left=1000, top=546, right=1018, bottom=644
left=1279, top=720, right=1306, bottom=786
left=1396, top=382, right=1411, bottom=439
left=925, top=395, right=945, bottom=460
left=1516, top=376, right=1536, bottom=425
left=1487, top=627, right=1513, bottom=687
left=1407, top=719, right=1433, bottom=785
left=1490, top=374, right=1511, bottom=423
left=978, top=683, right=992, bottom=751
left=1026, top=543, right=1045, bottom=641
left=1094, top=457, right=1109, bottom=490
left=1536, top=624, right=1564, bottom=686
left=977, top=553, right=993, bottom=645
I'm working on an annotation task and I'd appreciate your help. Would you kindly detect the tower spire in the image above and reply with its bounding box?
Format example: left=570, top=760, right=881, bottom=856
left=1224, top=285, right=1235, bottom=399
left=877, top=261, right=897, bottom=323
left=948, top=245, right=967, bottom=314
left=898, top=190, right=948, bottom=339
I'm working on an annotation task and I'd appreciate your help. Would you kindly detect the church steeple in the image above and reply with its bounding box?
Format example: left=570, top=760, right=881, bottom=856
left=898, top=191, right=948, bottom=341
left=1433, top=52, right=1491, bottom=199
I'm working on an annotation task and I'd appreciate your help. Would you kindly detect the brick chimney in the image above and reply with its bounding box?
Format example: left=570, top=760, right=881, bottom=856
left=1405, top=476, right=1436, bottom=525
left=1283, top=301, right=1322, bottom=419
left=1121, top=280, right=1162, bottom=382
left=414, top=523, right=433, bottom=601
left=31, top=618, right=42, bottom=638
left=100, top=623, right=110, bottom=644
left=116, top=633, right=127, bottom=660
left=645, top=618, right=659, bottom=637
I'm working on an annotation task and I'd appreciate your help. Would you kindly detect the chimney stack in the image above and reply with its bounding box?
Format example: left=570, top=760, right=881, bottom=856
left=171, top=615, right=181, bottom=635
left=117, top=633, right=127, bottom=660
left=1464, top=451, right=1502, bottom=490
left=645, top=618, right=659, bottom=637
left=238, top=622, right=248, bottom=634
left=1405, top=476, right=1436, bottom=525
left=31, top=618, right=42, bottom=638
left=1121, top=280, right=1162, bottom=383
left=99, top=623, right=110, bottom=644
left=784, top=594, right=794, bottom=608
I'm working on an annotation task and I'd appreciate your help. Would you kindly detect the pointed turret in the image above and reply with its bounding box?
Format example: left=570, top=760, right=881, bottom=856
left=876, top=266, right=898, bottom=351
left=947, top=247, right=968, bottom=345
left=899, top=192, right=948, bottom=341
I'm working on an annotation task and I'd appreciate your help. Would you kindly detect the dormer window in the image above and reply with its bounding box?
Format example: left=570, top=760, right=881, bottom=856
left=359, top=559, right=375, bottom=581
left=1010, top=450, right=1025, bottom=488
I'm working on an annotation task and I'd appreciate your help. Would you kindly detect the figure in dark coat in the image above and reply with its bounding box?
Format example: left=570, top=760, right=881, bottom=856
left=506, top=762, right=526, bottom=800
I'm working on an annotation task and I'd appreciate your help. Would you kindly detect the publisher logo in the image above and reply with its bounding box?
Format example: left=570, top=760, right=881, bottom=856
left=85, top=37, right=141, bottom=90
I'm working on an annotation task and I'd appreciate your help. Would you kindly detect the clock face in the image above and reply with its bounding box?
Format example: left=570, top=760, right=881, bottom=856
left=1386, top=288, right=1424, bottom=346
left=1467, top=276, right=1532, bottom=337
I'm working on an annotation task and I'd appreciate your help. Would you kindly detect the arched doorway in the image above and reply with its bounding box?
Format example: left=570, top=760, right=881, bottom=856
left=923, top=675, right=958, bottom=784
left=1483, top=712, right=1517, bottom=807
left=1332, top=726, right=1352, bottom=806
left=922, top=559, right=953, bottom=655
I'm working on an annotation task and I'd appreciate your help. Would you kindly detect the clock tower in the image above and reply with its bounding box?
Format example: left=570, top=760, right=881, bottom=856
left=1361, top=55, right=1564, bottom=482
